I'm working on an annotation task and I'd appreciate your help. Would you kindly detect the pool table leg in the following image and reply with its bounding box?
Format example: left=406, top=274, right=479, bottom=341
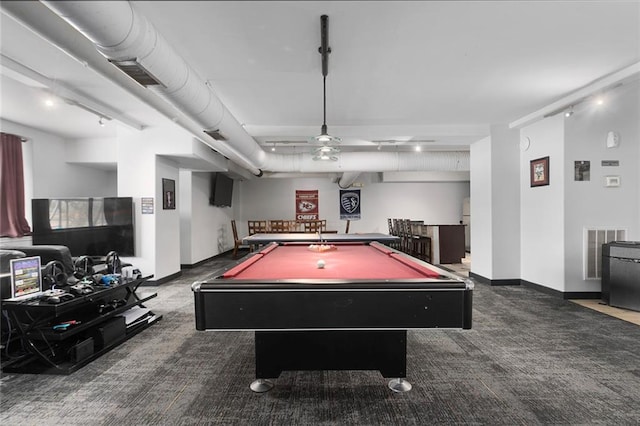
left=388, top=378, right=412, bottom=393
left=250, top=378, right=274, bottom=393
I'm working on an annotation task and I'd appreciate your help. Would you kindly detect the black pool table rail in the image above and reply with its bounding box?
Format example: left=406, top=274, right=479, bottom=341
left=193, top=286, right=472, bottom=331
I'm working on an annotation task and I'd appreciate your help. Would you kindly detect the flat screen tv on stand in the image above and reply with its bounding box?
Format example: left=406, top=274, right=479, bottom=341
left=31, top=197, right=135, bottom=257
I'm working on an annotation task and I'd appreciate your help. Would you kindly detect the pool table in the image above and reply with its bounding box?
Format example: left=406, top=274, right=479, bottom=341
left=192, top=241, right=473, bottom=392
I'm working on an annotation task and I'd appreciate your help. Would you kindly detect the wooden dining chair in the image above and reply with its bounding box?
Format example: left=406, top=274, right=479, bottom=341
left=248, top=220, right=268, bottom=235
left=303, top=220, right=321, bottom=233
left=270, top=220, right=285, bottom=233
left=231, top=220, right=244, bottom=258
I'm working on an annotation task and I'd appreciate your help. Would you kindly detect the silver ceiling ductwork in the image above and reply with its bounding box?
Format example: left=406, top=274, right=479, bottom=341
left=39, top=1, right=470, bottom=182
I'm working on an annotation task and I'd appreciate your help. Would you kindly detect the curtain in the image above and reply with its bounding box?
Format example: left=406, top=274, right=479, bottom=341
left=0, top=132, right=31, bottom=237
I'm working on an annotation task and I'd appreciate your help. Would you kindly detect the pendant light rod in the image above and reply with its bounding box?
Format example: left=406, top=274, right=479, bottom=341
left=313, top=14, right=340, bottom=150
left=319, top=14, right=331, bottom=136
left=322, top=75, right=327, bottom=133
left=319, top=14, right=330, bottom=78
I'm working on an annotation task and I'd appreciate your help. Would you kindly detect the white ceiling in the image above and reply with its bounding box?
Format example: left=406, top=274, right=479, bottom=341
left=1, top=1, right=639, bottom=157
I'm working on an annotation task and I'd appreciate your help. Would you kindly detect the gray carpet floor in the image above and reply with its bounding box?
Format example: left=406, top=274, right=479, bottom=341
left=2, top=252, right=640, bottom=425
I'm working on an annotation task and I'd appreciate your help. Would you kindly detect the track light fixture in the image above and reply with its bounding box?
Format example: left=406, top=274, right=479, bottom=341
left=564, top=106, right=574, bottom=118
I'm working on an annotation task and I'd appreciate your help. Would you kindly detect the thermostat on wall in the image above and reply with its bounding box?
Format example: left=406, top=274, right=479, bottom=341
left=605, top=176, right=620, bottom=187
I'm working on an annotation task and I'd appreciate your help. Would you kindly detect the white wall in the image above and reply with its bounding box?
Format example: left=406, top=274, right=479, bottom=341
left=116, top=124, right=196, bottom=280
left=237, top=173, right=469, bottom=237
left=470, top=137, right=492, bottom=279
left=490, top=124, right=521, bottom=280
left=179, top=170, right=193, bottom=263
left=563, top=81, right=640, bottom=292
left=179, top=171, right=237, bottom=265
left=520, top=115, right=566, bottom=291
left=66, top=137, right=118, bottom=165
left=155, top=157, right=181, bottom=279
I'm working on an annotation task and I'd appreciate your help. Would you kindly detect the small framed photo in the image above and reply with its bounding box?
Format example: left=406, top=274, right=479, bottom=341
left=574, top=161, right=590, bottom=181
left=162, top=178, right=176, bottom=210
left=530, top=156, right=550, bottom=187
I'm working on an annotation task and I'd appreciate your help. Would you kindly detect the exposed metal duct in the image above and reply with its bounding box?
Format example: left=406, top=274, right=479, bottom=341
left=338, top=172, right=361, bottom=189
left=262, top=151, right=470, bottom=173
left=40, top=0, right=264, bottom=174
left=39, top=1, right=470, bottom=176
left=3, top=0, right=261, bottom=175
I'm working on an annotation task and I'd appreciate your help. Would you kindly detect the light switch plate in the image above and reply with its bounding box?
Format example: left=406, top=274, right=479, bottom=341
left=605, top=176, right=620, bottom=187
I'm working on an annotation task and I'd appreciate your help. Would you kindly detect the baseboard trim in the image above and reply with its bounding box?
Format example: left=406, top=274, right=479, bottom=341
left=520, top=279, right=564, bottom=297
left=470, top=273, right=601, bottom=300
left=141, top=271, right=182, bottom=286
left=180, top=250, right=236, bottom=269
left=469, top=272, right=520, bottom=286
left=520, top=280, right=601, bottom=300
left=563, top=291, right=602, bottom=300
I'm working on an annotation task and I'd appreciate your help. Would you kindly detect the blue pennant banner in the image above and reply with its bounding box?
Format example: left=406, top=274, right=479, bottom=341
left=339, top=189, right=361, bottom=220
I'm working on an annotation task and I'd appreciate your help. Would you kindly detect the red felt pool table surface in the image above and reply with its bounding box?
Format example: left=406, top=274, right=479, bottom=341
left=223, top=242, right=441, bottom=280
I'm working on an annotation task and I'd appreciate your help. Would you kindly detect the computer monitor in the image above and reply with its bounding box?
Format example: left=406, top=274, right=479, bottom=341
left=9, top=256, right=43, bottom=301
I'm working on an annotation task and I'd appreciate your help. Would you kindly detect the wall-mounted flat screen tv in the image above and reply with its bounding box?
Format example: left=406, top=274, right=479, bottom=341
left=31, top=197, right=135, bottom=256
left=209, top=173, right=234, bottom=207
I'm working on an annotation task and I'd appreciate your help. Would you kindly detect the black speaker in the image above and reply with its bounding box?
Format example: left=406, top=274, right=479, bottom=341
left=70, top=337, right=94, bottom=363
left=91, top=316, right=126, bottom=349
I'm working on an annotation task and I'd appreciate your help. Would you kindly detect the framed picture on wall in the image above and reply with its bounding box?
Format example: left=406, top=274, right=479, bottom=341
left=574, top=161, right=590, bottom=181
left=162, top=178, right=176, bottom=209
left=530, top=156, right=550, bottom=187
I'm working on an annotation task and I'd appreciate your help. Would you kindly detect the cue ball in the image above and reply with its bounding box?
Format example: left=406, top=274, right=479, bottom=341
left=317, top=259, right=325, bottom=269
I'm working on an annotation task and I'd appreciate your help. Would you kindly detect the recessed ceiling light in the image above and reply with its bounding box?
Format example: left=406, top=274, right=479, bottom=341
left=44, top=99, right=54, bottom=107
left=415, top=145, right=421, bottom=152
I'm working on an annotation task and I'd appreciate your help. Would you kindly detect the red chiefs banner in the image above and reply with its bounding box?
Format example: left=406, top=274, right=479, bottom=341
left=295, top=190, right=319, bottom=220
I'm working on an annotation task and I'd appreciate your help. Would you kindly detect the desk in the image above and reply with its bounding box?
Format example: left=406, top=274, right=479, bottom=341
left=2, top=277, right=162, bottom=374
left=242, top=232, right=399, bottom=245
left=192, top=241, right=473, bottom=392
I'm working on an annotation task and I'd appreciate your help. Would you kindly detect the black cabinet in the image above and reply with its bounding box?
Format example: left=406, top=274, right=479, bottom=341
left=602, top=242, right=640, bottom=312
left=1, top=277, right=161, bottom=374
left=425, top=225, right=466, bottom=264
